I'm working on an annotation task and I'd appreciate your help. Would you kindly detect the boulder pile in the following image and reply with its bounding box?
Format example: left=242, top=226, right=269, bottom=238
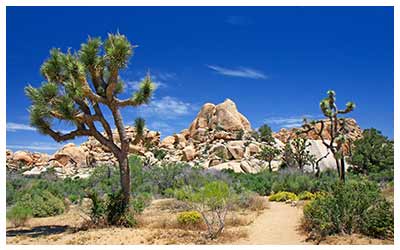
left=6, top=98, right=363, bottom=177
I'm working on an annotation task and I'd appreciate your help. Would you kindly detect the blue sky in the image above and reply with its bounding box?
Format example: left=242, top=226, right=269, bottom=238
left=6, top=7, right=394, bottom=154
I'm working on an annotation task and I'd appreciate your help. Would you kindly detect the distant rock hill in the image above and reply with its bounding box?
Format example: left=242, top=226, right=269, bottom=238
left=6, top=98, right=363, bottom=178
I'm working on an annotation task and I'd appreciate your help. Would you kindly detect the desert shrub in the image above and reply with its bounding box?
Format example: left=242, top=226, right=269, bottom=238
left=298, top=191, right=316, bottom=200
left=187, top=181, right=236, bottom=239
left=177, top=211, right=203, bottom=227
left=7, top=204, right=33, bottom=227
left=348, top=128, right=394, bottom=183
left=106, top=191, right=136, bottom=227
left=361, top=199, right=394, bottom=238
left=225, top=170, right=275, bottom=195
left=271, top=171, right=313, bottom=194
left=303, top=180, right=393, bottom=240
left=131, top=192, right=152, bottom=214
left=269, top=191, right=298, bottom=202
left=152, top=148, right=167, bottom=160
left=247, top=194, right=269, bottom=211
left=17, top=190, right=65, bottom=217
left=87, top=191, right=107, bottom=226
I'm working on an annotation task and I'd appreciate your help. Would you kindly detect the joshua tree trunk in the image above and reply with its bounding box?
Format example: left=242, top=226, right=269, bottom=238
left=117, top=155, right=131, bottom=204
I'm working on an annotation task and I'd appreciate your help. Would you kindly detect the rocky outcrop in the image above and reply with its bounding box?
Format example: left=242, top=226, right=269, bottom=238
left=6, top=98, right=365, bottom=177
left=273, top=118, right=362, bottom=154
left=188, top=99, right=251, bottom=137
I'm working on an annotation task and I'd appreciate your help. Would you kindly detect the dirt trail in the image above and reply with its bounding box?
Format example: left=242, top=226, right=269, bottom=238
left=234, top=202, right=309, bottom=245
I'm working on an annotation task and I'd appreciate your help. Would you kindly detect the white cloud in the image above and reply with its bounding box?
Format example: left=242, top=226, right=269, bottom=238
left=207, top=65, right=267, bottom=79
left=139, top=96, right=196, bottom=119
left=126, top=79, right=166, bottom=91
left=7, top=122, right=35, bottom=132
left=148, top=121, right=175, bottom=136
left=7, top=142, right=62, bottom=151
left=263, top=115, right=320, bottom=129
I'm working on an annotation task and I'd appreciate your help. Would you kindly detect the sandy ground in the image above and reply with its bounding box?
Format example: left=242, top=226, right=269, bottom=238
left=234, top=202, right=308, bottom=245
left=6, top=198, right=393, bottom=245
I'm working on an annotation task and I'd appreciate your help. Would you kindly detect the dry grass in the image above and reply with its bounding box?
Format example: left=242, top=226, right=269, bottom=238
left=248, top=195, right=270, bottom=211
left=6, top=198, right=262, bottom=245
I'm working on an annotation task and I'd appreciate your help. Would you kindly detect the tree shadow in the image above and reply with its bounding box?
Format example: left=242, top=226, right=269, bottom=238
left=6, top=225, right=71, bottom=238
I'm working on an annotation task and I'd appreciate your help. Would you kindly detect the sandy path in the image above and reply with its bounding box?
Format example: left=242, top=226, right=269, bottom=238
left=234, top=202, right=309, bottom=245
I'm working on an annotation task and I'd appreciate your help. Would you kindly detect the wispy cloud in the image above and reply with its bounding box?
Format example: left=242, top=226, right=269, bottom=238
left=125, top=71, right=175, bottom=91
left=264, top=115, right=320, bottom=129
left=7, top=122, right=35, bottom=132
left=139, top=96, right=197, bottom=119
left=225, top=16, right=253, bottom=26
left=126, top=79, right=166, bottom=91
left=148, top=121, right=175, bottom=136
left=207, top=65, right=267, bottom=79
left=7, top=142, right=62, bottom=152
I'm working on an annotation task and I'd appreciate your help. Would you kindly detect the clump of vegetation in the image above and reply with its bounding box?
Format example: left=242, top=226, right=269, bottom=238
left=298, top=191, right=315, bottom=200
left=257, top=145, right=281, bottom=172
left=255, top=124, right=274, bottom=144
left=7, top=204, right=33, bottom=227
left=303, top=180, right=393, bottom=241
left=177, top=211, right=203, bottom=228
left=17, top=190, right=65, bottom=217
left=25, top=32, right=155, bottom=209
left=348, top=128, right=394, bottom=183
left=269, top=191, right=298, bottom=202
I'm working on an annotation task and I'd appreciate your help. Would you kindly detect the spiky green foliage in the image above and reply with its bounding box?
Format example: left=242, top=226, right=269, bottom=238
left=302, top=90, right=356, bottom=181
left=25, top=32, right=155, bottom=206
left=257, top=124, right=274, bottom=144
left=258, top=145, right=281, bottom=172
left=134, top=117, right=145, bottom=137
left=284, top=138, right=313, bottom=171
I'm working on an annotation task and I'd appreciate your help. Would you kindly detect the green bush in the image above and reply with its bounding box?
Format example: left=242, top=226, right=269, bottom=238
left=303, top=180, right=393, bottom=240
left=106, top=191, right=136, bottom=227
left=269, top=191, right=298, bottom=202
left=7, top=204, right=33, bottom=227
left=18, top=190, right=65, bottom=217
left=177, top=211, right=202, bottom=227
left=361, top=199, right=394, bottom=238
left=298, top=191, right=316, bottom=200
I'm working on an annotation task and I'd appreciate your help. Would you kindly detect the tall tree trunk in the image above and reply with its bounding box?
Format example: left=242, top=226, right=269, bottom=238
left=268, top=161, right=272, bottom=172
left=340, top=157, right=346, bottom=183
left=118, top=155, right=131, bottom=204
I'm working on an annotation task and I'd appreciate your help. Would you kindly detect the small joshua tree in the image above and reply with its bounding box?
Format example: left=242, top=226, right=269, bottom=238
left=285, top=138, right=312, bottom=172
left=301, top=90, right=355, bottom=182
left=25, top=32, right=155, bottom=207
left=257, top=124, right=275, bottom=144
left=258, top=145, right=281, bottom=172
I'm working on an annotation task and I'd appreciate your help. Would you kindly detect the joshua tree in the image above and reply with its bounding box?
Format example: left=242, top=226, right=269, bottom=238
left=301, top=90, right=355, bottom=182
left=256, top=124, right=275, bottom=144
left=25, top=33, right=155, bottom=205
left=258, top=145, right=281, bottom=172
left=285, top=138, right=312, bottom=172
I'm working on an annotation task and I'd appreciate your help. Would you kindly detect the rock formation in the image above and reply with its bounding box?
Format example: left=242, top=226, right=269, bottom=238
left=6, top=98, right=364, bottom=177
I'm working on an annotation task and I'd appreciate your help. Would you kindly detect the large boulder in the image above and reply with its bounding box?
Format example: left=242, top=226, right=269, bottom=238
left=226, top=140, right=245, bottom=160
left=188, top=99, right=252, bottom=137
left=160, top=136, right=175, bottom=149
left=51, top=143, right=87, bottom=168
left=182, top=145, right=197, bottom=161
left=12, top=151, right=33, bottom=165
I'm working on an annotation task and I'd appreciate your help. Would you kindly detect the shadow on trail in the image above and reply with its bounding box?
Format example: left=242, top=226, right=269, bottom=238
left=7, top=225, right=71, bottom=238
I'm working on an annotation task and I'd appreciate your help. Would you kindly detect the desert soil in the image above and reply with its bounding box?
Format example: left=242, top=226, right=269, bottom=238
left=233, top=201, right=308, bottom=245
left=6, top=198, right=393, bottom=245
